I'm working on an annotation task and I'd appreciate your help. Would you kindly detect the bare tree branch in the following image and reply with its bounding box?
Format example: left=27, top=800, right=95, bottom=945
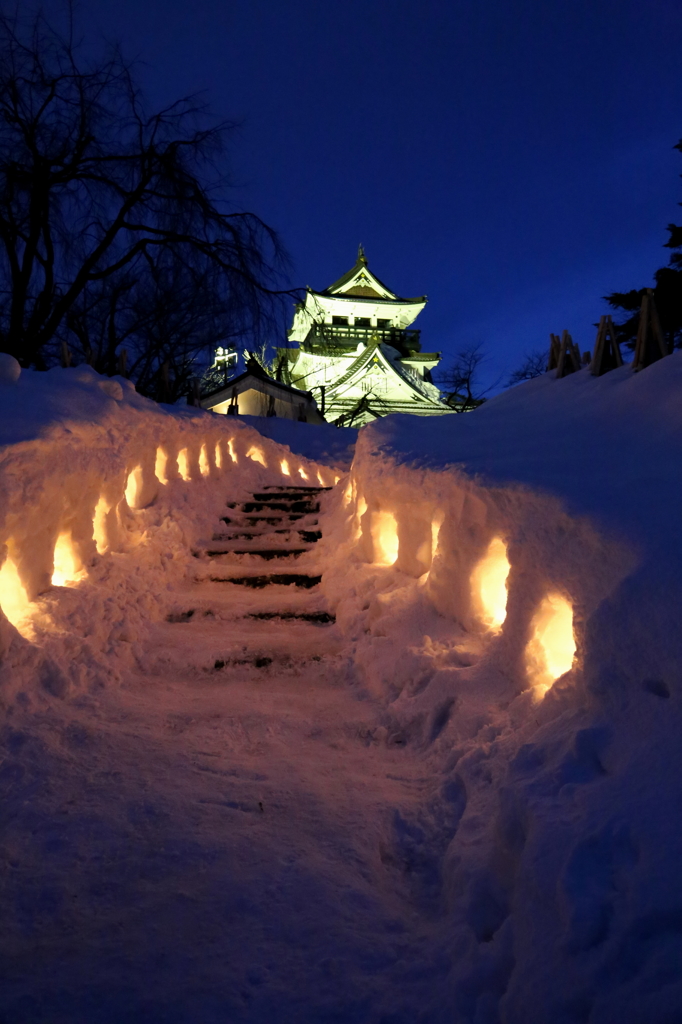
left=0, top=7, right=295, bottom=384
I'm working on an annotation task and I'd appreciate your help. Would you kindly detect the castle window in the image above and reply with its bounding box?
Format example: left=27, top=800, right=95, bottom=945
left=377, top=319, right=391, bottom=328
left=356, top=317, right=371, bottom=327
left=332, top=316, right=348, bottom=325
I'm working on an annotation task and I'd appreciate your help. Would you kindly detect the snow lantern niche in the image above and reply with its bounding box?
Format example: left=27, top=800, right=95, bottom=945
left=280, top=458, right=291, bottom=477
left=199, top=444, right=211, bottom=477
left=428, top=511, right=445, bottom=573
left=525, top=593, right=576, bottom=697
left=246, top=445, right=267, bottom=467
left=227, top=438, right=238, bottom=463
left=0, top=553, right=33, bottom=636
left=371, top=510, right=399, bottom=566
left=155, top=448, right=169, bottom=485
left=353, top=493, right=367, bottom=540
left=470, top=537, right=511, bottom=631
left=298, top=465, right=308, bottom=481
left=51, top=532, right=83, bottom=586
left=93, top=496, right=113, bottom=554
left=316, top=469, right=328, bottom=486
left=214, top=442, right=223, bottom=470
left=177, top=448, right=191, bottom=481
left=125, top=465, right=145, bottom=509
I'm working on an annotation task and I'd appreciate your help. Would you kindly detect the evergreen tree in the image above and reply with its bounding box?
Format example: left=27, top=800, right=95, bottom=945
left=606, top=139, right=682, bottom=351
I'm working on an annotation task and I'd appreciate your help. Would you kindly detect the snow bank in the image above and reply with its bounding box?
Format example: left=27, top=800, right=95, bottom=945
left=0, top=364, right=343, bottom=699
left=236, top=414, right=356, bottom=468
left=320, top=355, right=682, bottom=1021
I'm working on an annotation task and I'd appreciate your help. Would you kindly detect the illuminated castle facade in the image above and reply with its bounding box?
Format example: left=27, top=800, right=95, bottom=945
left=277, top=249, right=453, bottom=426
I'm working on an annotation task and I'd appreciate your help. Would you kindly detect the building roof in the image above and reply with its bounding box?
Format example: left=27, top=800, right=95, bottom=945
left=201, top=358, right=316, bottom=408
left=314, top=247, right=426, bottom=305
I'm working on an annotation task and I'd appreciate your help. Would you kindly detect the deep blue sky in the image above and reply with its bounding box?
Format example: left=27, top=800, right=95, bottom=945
left=48, top=1, right=682, bottom=384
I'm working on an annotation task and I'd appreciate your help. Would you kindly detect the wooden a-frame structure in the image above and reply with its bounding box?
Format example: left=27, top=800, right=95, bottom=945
left=632, top=289, right=668, bottom=371
left=554, top=330, right=582, bottom=378
left=590, top=315, right=623, bottom=376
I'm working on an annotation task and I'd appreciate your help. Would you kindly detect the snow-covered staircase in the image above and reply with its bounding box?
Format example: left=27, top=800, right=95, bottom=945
left=143, top=483, right=342, bottom=677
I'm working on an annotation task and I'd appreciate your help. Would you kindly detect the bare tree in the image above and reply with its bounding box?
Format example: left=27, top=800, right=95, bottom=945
left=0, top=7, right=289, bottom=381
left=506, top=349, right=547, bottom=387
left=434, top=343, right=490, bottom=412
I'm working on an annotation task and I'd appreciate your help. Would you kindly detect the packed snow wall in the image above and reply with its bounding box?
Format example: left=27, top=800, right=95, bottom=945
left=319, top=358, right=682, bottom=1022
left=322, top=356, right=682, bottom=712
left=0, top=363, right=342, bottom=695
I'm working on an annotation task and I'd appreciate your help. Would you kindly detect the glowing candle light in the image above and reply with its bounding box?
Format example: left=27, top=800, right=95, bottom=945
left=125, top=466, right=144, bottom=507
left=471, top=537, right=510, bottom=630
left=199, top=444, right=210, bottom=477
left=227, top=438, right=238, bottom=463
left=52, top=532, right=82, bottom=586
left=0, top=554, right=32, bottom=635
left=177, top=449, right=191, bottom=481
left=526, top=593, right=576, bottom=697
left=215, top=442, right=223, bottom=469
left=155, top=448, right=168, bottom=485
left=93, top=496, right=111, bottom=554
left=246, top=446, right=266, bottom=467
left=280, top=459, right=290, bottom=476
left=372, top=510, right=399, bottom=566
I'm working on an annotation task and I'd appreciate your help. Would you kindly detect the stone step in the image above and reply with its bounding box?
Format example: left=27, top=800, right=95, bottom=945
left=211, top=529, right=321, bottom=543
left=261, top=485, right=331, bottom=492
left=243, top=514, right=309, bottom=524
left=203, top=548, right=310, bottom=560
left=240, top=501, right=320, bottom=514
left=208, top=573, right=322, bottom=589
left=245, top=610, right=335, bottom=624
left=251, top=490, right=324, bottom=502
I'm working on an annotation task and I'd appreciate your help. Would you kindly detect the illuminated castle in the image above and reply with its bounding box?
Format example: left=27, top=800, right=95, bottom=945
left=277, top=248, right=453, bottom=426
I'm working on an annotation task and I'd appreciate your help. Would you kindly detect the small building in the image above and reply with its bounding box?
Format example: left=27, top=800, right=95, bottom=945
left=201, top=358, right=325, bottom=423
left=277, top=248, right=454, bottom=426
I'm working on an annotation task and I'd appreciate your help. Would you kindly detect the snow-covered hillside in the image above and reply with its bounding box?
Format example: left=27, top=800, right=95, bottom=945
left=0, top=356, right=680, bottom=1023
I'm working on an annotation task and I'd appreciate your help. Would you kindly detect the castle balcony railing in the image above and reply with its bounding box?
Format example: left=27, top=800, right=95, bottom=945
left=300, top=322, right=421, bottom=356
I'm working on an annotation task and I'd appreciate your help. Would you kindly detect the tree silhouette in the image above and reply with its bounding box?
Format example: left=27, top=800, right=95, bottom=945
left=0, top=8, right=289, bottom=392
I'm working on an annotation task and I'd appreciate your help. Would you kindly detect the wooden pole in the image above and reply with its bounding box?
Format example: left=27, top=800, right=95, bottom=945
left=547, top=333, right=561, bottom=371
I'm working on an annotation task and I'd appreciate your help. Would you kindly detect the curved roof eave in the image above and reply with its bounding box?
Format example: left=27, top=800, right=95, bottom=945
left=307, top=289, right=427, bottom=306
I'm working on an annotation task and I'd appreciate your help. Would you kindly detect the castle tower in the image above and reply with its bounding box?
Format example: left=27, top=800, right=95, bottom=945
left=277, top=248, right=453, bottom=426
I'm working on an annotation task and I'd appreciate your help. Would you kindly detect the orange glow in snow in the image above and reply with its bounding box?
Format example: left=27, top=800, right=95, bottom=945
left=51, top=532, right=83, bottom=586
left=93, top=496, right=111, bottom=554
left=431, top=512, right=444, bottom=561
left=199, top=444, right=210, bottom=477
left=372, top=511, right=399, bottom=566
left=0, top=554, right=33, bottom=635
left=155, top=448, right=168, bottom=485
left=177, top=449, right=191, bottom=481
left=298, top=466, right=308, bottom=481
left=227, top=438, right=238, bottom=463
left=125, top=465, right=144, bottom=508
left=526, top=593, right=576, bottom=697
left=317, top=470, right=326, bottom=486
left=471, top=537, right=510, bottom=630
left=280, top=459, right=291, bottom=476
left=246, top=446, right=267, bottom=467
left=214, top=442, right=223, bottom=469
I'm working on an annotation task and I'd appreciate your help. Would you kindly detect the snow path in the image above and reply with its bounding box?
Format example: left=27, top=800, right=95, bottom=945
left=0, top=484, right=453, bottom=1023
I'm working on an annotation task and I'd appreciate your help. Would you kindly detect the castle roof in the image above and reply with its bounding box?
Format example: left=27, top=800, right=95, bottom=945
left=311, top=247, right=426, bottom=305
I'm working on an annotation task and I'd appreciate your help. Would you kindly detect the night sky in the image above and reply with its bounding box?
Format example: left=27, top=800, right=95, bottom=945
left=47, top=1, right=682, bottom=385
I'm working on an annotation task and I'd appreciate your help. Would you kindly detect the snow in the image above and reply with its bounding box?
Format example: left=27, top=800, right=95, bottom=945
left=236, top=413, right=357, bottom=468
left=0, top=359, right=681, bottom=1022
